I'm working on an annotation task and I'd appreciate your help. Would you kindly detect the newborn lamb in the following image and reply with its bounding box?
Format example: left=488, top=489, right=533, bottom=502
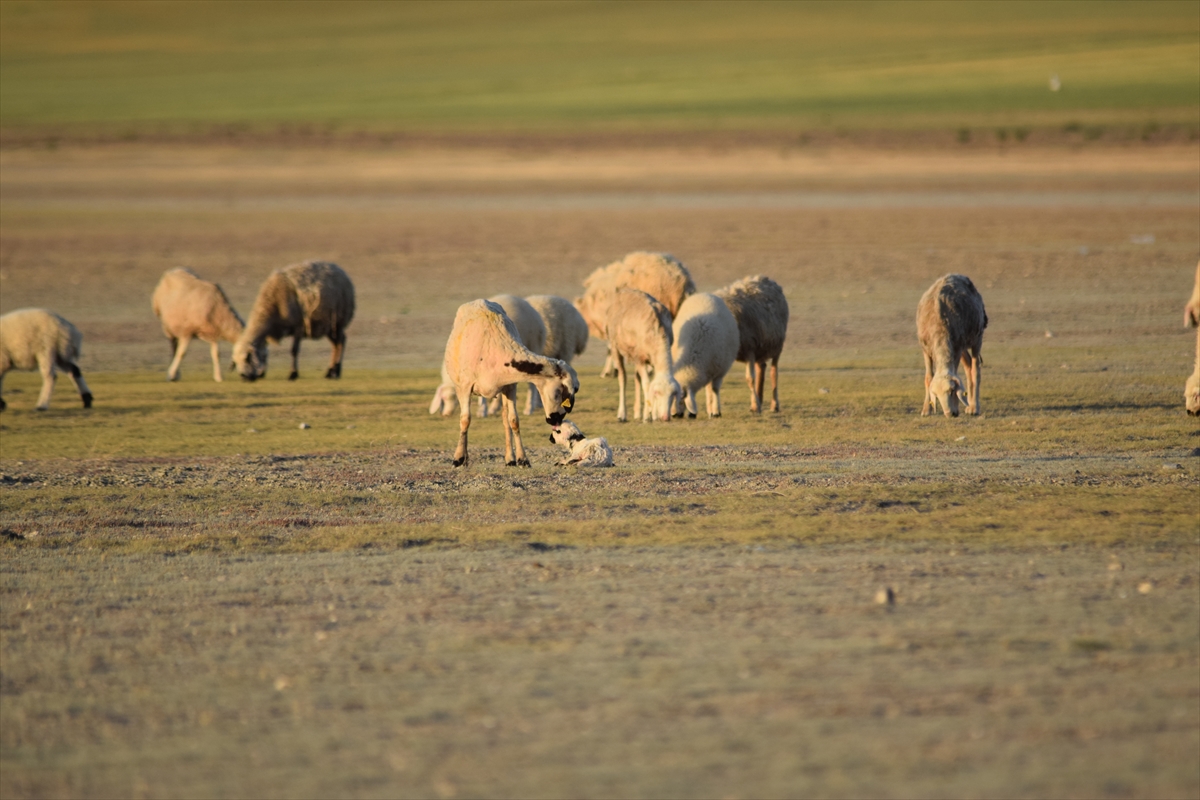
left=548, top=421, right=614, bottom=467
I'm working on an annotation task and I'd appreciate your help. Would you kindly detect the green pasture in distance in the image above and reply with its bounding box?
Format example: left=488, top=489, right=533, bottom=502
left=1, top=0, right=1197, bottom=133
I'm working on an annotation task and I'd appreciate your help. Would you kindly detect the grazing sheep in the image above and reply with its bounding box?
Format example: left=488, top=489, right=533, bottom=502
left=0, top=308, right=93, bottom=411
left=670, top=293, right=740, bottom=418
left=232, top=261, right=355, bottom=381
left=578, top=251, right=696, bottom=376
left=916, top=274, right=988, bottom=418
left=151, top=267, right=245, bottom=382
left=548, top=420, right=613, bottom=467
left=1185, top=261, right=1200, bottom=416
left=442, top=299, right=579, bottom=467
left=603, top=288, right=680, bottom=422
left=715, top=275, right=789, bottom=413
left=524, top=294, right=589, bottom=413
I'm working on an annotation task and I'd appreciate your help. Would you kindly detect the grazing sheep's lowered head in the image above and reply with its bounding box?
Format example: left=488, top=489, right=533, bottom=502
left=644, top=372, right=682, bottom=423
left=526, top=357, right=579, bottom=426
left=232, top=338, right=270, bottom=381
left=929, top=373, right=963, bottom=417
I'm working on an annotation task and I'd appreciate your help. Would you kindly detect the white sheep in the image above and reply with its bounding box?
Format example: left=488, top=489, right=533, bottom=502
left=232, top=261, right=355, bottom=381
left=670, top=293, right=740, bottom=418
left=442, top=298, right=579, bottom=467
left=714, top=275, right=789, bottom=413
left=1185, top=261, right=1200, bottom=416
left=548, top=420, right=613, bottom=467
left=578, top=251, right=696, bottom=377
left=524, top=294, right=589, bottom=413
left=0, top=308, right=93, bottom=411
left=916, top=274, right=988, bottom=417
left=151, top=267, right=245, bottom=382
left=602, top=288, right=680, bottom=422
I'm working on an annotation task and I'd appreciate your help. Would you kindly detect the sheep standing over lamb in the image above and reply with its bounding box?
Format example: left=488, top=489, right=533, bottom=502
left=670, top=293, right=740, bottom=418
left=151, top=267, right=244, bottom=382
left=714, top=275, right=788, bottom=414
left=441, top=298, right=579, bottom=467
left=548, top=420, right=613, bottom=467
left=232, top=261, right=355, bottom=381
left=602, top=288, right=680, bottom=422
left=0, top=309, right=93, bottom=411
left=916, top=274, right=988, bottom=418
left=1184, top=261, right=1200, bottom=416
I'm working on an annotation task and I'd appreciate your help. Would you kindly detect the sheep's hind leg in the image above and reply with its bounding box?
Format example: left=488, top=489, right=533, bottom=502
left=208, top=340, right=224, bottom=382
left=921, top=352, right=934, bottom=416
left=61, top=359, right=93, bottom=408
left=768, top=358, right=780, bottom=413
left=34, top=357, right=57, bottom=410
left=615, top=354, right=628, bottom=422
left=325, top=332, right=344, bottom=379
left=745, top=362, right=761, bottom=413
left=964, top=351, right=982, bottom=415
left=167, top=335, right=190, bottom=381
left=289, top=336, right=302, bottom=380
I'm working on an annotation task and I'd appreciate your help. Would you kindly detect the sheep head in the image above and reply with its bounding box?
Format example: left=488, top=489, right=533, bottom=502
left=522, top=357, right=579, bottom=426
left=929, top=373, right=962, bottom=417
left=549, top=420, right=586, bottom=447
left=232, top=338, right=270, bottom=381
left=645, top=373, right=682, bottom=422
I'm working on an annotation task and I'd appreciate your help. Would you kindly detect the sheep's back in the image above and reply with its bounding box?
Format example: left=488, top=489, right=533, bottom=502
left=0, top=309, right=80, bottom=370
left=489, top=294, right=546, bottom=355
left=280, top=261, right=356, bottom=336
left=917, top=274, right=986, bottom=351
left=715, top=275, right=788, bottom=363
left=526, top=295, right=588, bottom=362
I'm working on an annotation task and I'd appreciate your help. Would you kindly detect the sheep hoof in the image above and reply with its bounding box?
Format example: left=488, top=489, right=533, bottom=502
left=288, top=371, right=299, bottom=381
left=452, top=457, right=467, bottom=467
left=81, top=393, right=93, bottom=409
left=687, top=412, right=697, bottom=419
left=507, top=459, right=531, bottom=468
left=325, top=367, right=341, bottom=379
left=711, top=413, right=721, bottom=418
left=0, top=399, right=6, bottom=411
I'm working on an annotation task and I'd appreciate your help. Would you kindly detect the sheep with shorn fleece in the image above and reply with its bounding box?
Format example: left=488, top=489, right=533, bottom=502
left=1184, top=261, right=1200, bottom=416
left=0, top=308, right=93, bottom=411
left=548, top=420, right=613, bottom=467
left=602, top=287, right=680, bottom=423
left=523, top=294, right=589, bottom=413
left=152, top=267, right=245, bottom=382
left=232, top=261, right=355, bottom=381
left=670, top=293, right=740, bottom=418
left=577, top=251, right=695, bottom=377
left=916, top=273, right=988, bottom=418
left=441, top=299, right=579, bottom=467
left=714, top=275, right=789, bottom=413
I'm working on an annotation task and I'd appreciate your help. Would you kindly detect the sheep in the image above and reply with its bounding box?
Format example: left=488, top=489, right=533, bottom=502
left=577, top=251, right=696, bottom=377
left=151, top=267, right=245, bottom=382
left=442, top=298, right=579, bottom=467
left=916, top=274, right=988, bottom=418
left=524, top=294, right=589, bottom=413
left=670, top=293, right=740, bottom=418
left=0, top=308, right=93, bottom=411
left=602, top=288, right=680, bottom=422
left=232, top=261, right=355, bottom=381
left=1185, top=261, right=1200, bottom=416
left=548, top=420, right=613, bottom=467
left=714, top=275, right=789, bottom=413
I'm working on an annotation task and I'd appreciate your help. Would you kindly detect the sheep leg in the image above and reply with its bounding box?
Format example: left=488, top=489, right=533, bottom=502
left=753, top=361, right=767, bottom=414
left=453, top=389, right=472, bottom=467
left=615, top=353, right=628, bottom=422
left=709, top=376, right=724, bottom=418
left=502, top=386, right=530, bottom=467
left=683, top=387, right=698, bottom=418
left=965, top=351, right=982, bottom=416
left=768, top=358, right=780, bottom=413
left=921, top=351, right=934, bottom=416
left=325, top=332, right=344, bottom=379
left=289, top=337, right=302, bottom=380
left=167, top=334, right=191, bottom=381
left=60, top=359, right=93, bottom=408
left=743, top=362, right=759, bottom=413
left=34, top=356, right=57, bottom=411
left=0, top=369, right=7, bottom=411
left=524, top=381, right=542, bottom=415
left=209, top=340, right=223, bottom=382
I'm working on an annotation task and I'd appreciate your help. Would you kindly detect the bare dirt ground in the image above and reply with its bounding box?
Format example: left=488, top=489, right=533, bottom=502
left=1, top=139, right=1198, bottom=797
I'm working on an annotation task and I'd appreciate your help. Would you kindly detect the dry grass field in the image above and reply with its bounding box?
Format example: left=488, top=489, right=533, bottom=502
left=1, top=138, right=1198, bottom=797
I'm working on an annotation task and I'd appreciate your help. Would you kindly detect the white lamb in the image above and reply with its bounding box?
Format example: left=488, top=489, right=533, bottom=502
left=0, top=308, right=93, bottom=411
left=916, top=274, right=988, bottom=417
left=442, top=299, right=579, bottom=467
left=714, top=275, right=789, bottom=413
left=1184, top=261, right=1199, bottom=416
left=548, top=420, right=613, bottom=467
left=233, top=261, right=355, bottom=381
left=151, top=267, right=245, bottom=382
left=670, top=293, right=740, bottom=418
left=602, top=288, right=680, bottom=422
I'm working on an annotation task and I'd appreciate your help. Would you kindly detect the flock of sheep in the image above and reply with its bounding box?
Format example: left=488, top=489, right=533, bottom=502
left=2, top=254, right=1198, bottom=465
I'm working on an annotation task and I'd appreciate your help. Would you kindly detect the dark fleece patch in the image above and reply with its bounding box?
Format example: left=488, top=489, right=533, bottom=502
left=508, top=360, right=544, bottom=375
left=568, top=433, right=586, bottom=443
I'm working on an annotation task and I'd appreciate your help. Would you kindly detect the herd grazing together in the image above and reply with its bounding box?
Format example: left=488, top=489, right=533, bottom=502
left=2, top=250, right=1198, bottom=464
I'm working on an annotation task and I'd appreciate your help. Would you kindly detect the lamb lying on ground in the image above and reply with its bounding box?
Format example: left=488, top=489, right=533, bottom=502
left=152, top=267, right=244, bottom=382
left=233, top=261, right=355, bottom=381
left=442, top=298, right=579, bottom=467
left=916, top=273, right=988, bottom=417
left=548, top=420, right=613, bottom=467
left=0, top=308, right=93, bottom=411
left=670, top=293, right=739, bottom=418
left=1185, top=261, right=1200, bottom=416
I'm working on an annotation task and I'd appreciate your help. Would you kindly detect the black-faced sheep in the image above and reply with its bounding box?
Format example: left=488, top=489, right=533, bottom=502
left=151, top=267, right=245, bottom=382
left=714, top=275, right=789, bottom=414
left=232, top=261, right=355, bottom=381
left=670, top=293, right=740, bottom=418
left=442, top=299, right=579, bottom=467
left=548, top=420, right=613, bottom=467
left=603, top=288, right=680, bottom=423
left=0, top=308, right=93, bottom=411
left=1185, top=261, right=1200, bottom=416
left=916, top=274, right=988, bottom=418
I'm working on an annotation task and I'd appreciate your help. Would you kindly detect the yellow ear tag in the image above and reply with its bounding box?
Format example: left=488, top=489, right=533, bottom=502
left=562, top=396, right=573, bottom=410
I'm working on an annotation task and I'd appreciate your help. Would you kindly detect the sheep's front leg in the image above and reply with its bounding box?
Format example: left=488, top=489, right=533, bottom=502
left=167, top=335, right=191, bottom=381
left=35, top=357, right=57, bottom=410
left=964, top=352, right=982, bottom=416
left=683, top=386, right=698, bottom=418
left=753, top=360, right=766, bottom=414
left=524, top=381, right=541, bottom=415
left=615, top=353, right=628, bottom=422
left=745, top=362, right=761, bottom=413
left=768, top=357, right=780, bottom=413
left=921, top=351, right=934, bottom=416
left=708, top=376, right=724, bottom=418
left=500, top=386, right=529, bottom=467
left=208, top=340, right=223, bottom=382
left=453, top=390, right=472, bottom=466
left=289, top=337, right=302, bottom=380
